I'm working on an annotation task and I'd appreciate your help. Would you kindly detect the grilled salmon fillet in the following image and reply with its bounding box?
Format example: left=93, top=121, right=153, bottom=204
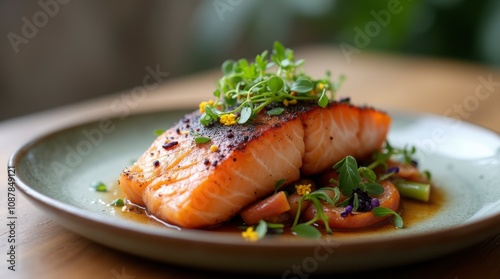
left=119, top=102, right=391, bottom=228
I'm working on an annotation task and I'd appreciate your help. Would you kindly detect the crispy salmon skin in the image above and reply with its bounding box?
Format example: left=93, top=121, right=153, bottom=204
left=119, top=102, right=391, bottom=228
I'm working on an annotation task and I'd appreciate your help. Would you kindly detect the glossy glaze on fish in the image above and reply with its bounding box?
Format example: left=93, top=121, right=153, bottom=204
left=119, top=102, right=391, bottom=228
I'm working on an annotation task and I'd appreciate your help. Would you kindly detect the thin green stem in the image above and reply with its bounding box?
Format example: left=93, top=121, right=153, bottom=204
left=292, top=195, right=308, bottom=227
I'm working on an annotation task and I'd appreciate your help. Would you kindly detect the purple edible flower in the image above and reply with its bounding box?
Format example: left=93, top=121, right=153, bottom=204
left=348, top=188, right=372, bottom=212
left=387, top=167, right=399, bottom=174
left=341, top=205, right=353, bottom=218
left=371, top=198, right=380, bottom=208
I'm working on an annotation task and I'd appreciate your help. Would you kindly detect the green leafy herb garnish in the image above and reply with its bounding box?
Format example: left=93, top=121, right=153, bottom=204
left=291, top=187, right=340, bottom=238
left=372, top=207, right=404, bottom=228
left=92, top=181, right=107, bottom=192
left=291, top=223, right=322, bottom=239
left=274, top=178, right=287, bottom=193
left=255, top=220, right=268, bottom=239
left=332, top=156, right=384, bottom=196
left=110, top=198, right=124, bottom=207
left=153, top=129, right=165, bottom=136
left=190, top=131, right=211, bottom=144
left=194, top=136, right=211, bottom=144
left=267, top=107, right=285, bottom=116
left=241, top=220, right=285, bottom=241
left=318, top=89, right=329, bottom=108
left=198, top=41, right=345, bottom=126
left=367, top=141, right=417, bottom=170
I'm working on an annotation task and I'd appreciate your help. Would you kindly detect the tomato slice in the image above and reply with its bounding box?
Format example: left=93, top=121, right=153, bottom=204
left=304, top=181, right=400, bottom=229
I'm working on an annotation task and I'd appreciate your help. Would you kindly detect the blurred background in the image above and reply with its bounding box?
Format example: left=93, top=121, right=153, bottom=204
left=1, top=0, right=498, bottom=121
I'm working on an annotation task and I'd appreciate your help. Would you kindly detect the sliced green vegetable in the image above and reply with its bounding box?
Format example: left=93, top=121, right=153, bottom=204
left=394, top=180, right=431, bottom=202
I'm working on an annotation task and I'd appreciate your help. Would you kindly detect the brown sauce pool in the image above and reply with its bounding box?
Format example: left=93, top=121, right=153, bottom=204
left=100, top=182, right=445, bottom=237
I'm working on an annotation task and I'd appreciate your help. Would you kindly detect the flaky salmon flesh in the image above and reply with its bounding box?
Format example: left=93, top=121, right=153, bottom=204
left=119, top=102, right=391, bottom=228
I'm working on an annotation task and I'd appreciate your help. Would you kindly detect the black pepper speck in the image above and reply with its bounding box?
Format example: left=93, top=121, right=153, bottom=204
left=162, top=141, right=179, bottom=150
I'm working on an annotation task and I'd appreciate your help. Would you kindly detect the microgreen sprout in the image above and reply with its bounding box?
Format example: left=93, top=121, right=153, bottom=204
left=91, top=181, right=107, bottom=192
left=331, top=156, right=385, bottom=197
left=190, top=131, right=211, bottom=144
left=110, top=198, right=124, bottom=207
left=291, top=187, right=340, bottom=238
left=377, top=167, right=399, bottom=182
left=372, top=207, right=404, bottom=228
left=199, top=41, right=345, bottom=126
left=367, top=140, right=417, bottom=171
left=274, top=178, right=287, bottom=194
left=241, top=220, right=284, bottom=241
left=153, top=129, right=165, bottom=136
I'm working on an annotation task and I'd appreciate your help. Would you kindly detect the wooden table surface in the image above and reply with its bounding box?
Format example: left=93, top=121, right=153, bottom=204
left=1, top=45, right=499, bottom=279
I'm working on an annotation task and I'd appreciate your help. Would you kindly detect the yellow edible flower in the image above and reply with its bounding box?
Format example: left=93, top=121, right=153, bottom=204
left=283, top=99, right=297, bottom=107
left=295, top=184, right=312, bottom=196
left=199, top=100, right=214, bottom=113
left=242, top=227, right=259, bottom=241
left=220, top=113, right=237, bottom=126
left=316, top=82, right=325, bottom=90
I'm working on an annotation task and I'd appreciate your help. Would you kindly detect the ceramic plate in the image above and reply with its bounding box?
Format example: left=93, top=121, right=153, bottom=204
left=10, top=109, right=500, bottom=275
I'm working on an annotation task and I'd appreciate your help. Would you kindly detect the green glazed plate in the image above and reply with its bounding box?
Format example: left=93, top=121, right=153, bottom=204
left=10, top=108, right=500, bottom=274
